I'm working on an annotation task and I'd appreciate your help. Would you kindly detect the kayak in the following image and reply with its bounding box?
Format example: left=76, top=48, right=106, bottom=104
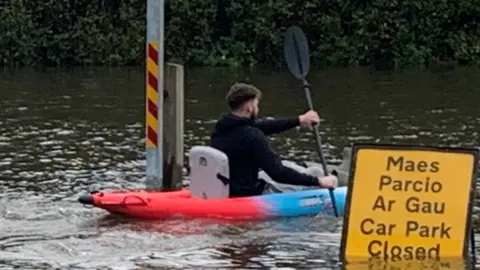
left=78, top=145, right=348, bottom=220
left=78, top=187, right=347, bottom=220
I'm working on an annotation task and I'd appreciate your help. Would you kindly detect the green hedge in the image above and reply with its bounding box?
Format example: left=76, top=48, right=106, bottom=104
left=1, top=0, right=479, bottom=68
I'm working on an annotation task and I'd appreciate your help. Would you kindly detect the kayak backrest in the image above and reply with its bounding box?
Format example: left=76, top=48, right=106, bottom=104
left=188, top=146, right=230, bottom=199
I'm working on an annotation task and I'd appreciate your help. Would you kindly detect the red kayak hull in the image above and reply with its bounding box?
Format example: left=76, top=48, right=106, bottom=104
left=85, top=189, right=266, bottom=220
left=79, top=187, right=347, bottom=220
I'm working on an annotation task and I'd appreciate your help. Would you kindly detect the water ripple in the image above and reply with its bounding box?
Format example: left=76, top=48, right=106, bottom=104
left=0, top=67, right=479, bottom=269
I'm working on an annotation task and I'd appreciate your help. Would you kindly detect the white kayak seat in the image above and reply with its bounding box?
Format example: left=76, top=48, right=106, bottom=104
left=188, top=146, right=230, bottom=199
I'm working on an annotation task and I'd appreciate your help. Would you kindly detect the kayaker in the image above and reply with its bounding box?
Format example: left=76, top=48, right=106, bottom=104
left=210, top=82, right=338, bottom=198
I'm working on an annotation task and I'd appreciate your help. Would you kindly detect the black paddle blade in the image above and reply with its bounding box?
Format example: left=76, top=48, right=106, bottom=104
left=283, top=26, right=310, bottom=80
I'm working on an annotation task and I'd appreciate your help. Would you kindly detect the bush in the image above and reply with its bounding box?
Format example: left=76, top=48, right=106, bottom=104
left=0, top=0, right=479, bottom=69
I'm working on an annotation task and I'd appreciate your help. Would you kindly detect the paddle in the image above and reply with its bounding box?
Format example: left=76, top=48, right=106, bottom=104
left=283, top=25, right=339, bottom=218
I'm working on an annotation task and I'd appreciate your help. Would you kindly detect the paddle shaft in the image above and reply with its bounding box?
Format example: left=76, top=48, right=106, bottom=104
left=302, top=82, right=339, bottom=217
left=302, top=83, right=328, bottom=174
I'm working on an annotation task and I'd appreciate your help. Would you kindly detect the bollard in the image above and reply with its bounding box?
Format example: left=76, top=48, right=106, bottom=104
left=162, top=63, right=184, bottom=190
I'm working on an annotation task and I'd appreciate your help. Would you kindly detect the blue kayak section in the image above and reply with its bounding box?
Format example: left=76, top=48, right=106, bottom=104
left=257, top=187, right=347, bottom=217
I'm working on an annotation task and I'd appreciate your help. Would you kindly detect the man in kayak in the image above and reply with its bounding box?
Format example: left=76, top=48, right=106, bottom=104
left=210, top=83, right=338, bottom=198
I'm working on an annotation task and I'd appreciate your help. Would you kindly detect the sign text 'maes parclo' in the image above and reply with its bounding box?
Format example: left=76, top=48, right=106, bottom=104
left=340, top=143, right=478, bottom=262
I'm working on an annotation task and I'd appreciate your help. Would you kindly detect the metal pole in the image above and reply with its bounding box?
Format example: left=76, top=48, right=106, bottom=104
left=145, top=0, right=165, bottom=190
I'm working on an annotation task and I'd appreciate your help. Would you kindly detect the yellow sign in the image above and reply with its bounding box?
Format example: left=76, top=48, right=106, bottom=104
left=344, top=257, right=469, bottom=270
left=340, top=143, right=478, bottom=262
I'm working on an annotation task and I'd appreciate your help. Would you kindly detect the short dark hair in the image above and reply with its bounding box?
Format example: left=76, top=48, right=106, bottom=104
left=225, top=83, right=262, bottom=110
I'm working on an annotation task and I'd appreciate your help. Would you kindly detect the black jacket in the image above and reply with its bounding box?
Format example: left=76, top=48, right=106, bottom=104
left=210, top=113, right=318, bottom=198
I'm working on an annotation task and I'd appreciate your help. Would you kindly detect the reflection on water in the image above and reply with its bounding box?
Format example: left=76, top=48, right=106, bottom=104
left=0, top=67, right=480, bottom=269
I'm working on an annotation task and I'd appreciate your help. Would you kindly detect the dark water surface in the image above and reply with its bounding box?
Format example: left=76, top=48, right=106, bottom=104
left=0, top=67, right=480, bottom=269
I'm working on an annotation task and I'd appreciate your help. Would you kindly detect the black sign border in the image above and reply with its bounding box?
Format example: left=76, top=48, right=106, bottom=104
left=339, top=142, right=479, bottom=263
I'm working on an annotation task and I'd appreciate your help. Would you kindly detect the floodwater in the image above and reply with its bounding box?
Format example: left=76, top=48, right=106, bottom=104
left=0, top=66, right=480, bottom=269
